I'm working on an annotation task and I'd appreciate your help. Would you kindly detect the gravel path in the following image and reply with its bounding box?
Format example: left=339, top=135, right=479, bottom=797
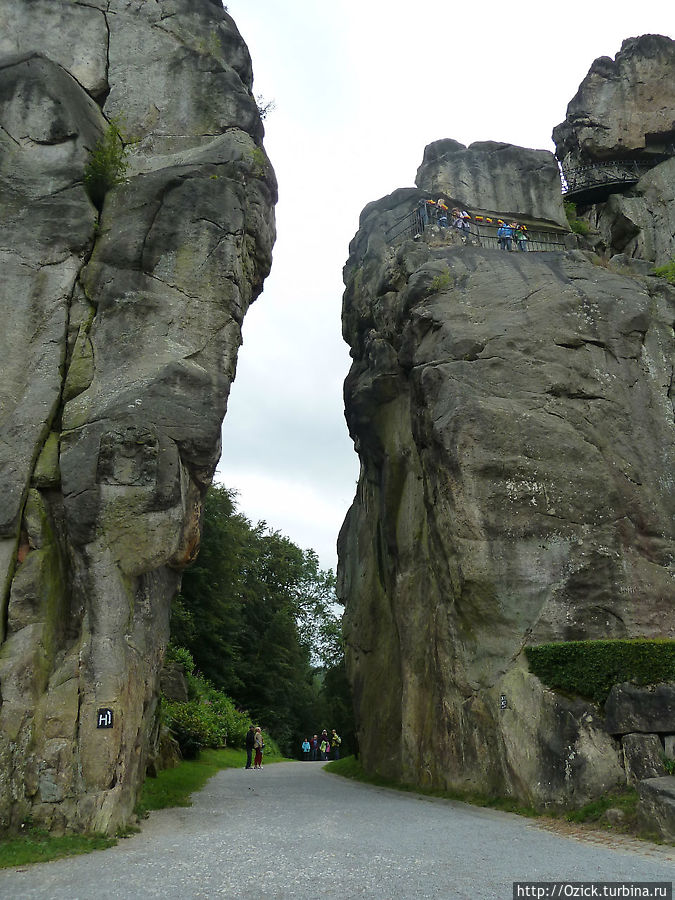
left=0, top=762, right=673, bottom=899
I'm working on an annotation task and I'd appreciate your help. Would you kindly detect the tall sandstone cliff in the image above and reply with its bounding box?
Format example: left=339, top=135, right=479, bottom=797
left=339, top=36, right=674, bottom=809
left=0, top=0, right=275, bottom=833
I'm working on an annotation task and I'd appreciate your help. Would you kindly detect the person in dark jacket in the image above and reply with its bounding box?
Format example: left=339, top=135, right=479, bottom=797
left=245, top=724, right=256, bottom=769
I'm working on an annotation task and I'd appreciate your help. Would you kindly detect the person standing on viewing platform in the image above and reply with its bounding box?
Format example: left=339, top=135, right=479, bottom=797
left=452, top=208, right=471, bottom=234
left=514, top=224, right=528, bottom=251
left=497, top=221, right=513, bottom=250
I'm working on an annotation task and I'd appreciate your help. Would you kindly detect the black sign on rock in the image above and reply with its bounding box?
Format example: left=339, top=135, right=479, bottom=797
left=500, top=694, right=508, bottom=710
left=97, top=708, right=114, bottom=729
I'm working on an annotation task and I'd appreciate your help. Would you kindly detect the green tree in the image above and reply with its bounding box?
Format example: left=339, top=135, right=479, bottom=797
left=173, top=485, right=347, bottom=756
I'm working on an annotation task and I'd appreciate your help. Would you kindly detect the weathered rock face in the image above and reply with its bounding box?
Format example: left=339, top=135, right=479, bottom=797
left=416, top=139, right=568, bottom=228
left=553, top=35, right=675, bottom=268
left=338, top=150, right=675, bottom=807
left=553, top=35, right=675, bottom=165
left=0, top=0, right=275, bottom=833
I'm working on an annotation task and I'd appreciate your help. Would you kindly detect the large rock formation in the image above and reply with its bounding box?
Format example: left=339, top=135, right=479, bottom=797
left=0, top=0, right=275, bottom=833
left=339, top=47, right=675, bottom=807
left=553, top=35, right=675, bottom=165
left=416, top=139, right=568, bottom=228
left=553, top=34, right=675, bottom=267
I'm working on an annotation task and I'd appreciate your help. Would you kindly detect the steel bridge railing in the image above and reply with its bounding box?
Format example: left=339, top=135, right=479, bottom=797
left=561, top=159, right=656, bottom=196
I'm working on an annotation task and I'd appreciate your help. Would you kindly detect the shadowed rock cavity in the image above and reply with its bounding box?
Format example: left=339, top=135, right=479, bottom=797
left=339, top=42, right=675, bottom=809
left=0, top=0, right=276, bottom=834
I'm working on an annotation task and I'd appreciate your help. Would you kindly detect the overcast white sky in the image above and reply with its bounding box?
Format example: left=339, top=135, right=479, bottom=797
left=216, top=1, right=672, bottom=573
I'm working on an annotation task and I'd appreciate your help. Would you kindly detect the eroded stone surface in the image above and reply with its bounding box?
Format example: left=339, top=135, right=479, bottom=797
left=554, top=36, right=675, bottom=268
left=416, top=139, right=568, bottom=228
left=621, top=734, right=667, bottom=784
left=606, top=684, right=675, bottom=735
left=553, top=35, right=675, bottom=165
left=0, top=0, right=275, bottom=834
left=637, top=776, right=675, bottom=842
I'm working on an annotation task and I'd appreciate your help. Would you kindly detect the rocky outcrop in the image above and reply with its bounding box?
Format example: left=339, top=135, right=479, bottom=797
left=553, top=35, right=675, bottom=268
left=553, top=35, right=675, bottom=165
left=416, top=139, right=568, bottom=228
left=0, top=0, right=275, bottom=834
left=338, top=140, right=675, bottom=807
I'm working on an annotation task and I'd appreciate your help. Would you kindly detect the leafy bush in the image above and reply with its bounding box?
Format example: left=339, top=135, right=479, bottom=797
left=524, top=639, right=675, bottom=704
left=165, top=643, right=195, bottom=675
left=161, top=650, right=253, bottom=757
left=84, top=116, right=129, bottom=210
left=429, top=270, right=451, bottom=292
left=653, top=257, right=675, bottom=284
left=564, top=200, right=591, bottom=236
left=162, top=700, right=223, bottom=758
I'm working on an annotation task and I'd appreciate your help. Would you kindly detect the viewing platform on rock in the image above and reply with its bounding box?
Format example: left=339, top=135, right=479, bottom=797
left=384, top=203, right=569, bottom=252
left=560, top=156, right=670, bottom=205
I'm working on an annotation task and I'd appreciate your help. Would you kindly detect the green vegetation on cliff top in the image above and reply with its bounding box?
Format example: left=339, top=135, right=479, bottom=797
left=525, top=639, right=675, bottom=704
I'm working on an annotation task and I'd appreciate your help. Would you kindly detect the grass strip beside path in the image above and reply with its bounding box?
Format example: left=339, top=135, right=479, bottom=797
left=325, top=757, right=648, bottom=840
left=136, top=747, right=248, bottom=815
left=0, top=747, right=258, bottom=869
left=0, top=831, right=116, bottom=870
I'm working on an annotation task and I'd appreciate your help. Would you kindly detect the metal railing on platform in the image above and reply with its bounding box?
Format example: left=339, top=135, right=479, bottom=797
left=384, top=206, right=566, bottom=252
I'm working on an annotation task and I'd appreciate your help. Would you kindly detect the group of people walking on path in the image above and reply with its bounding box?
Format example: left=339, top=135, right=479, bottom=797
left=301, top=729, right=341, bottom=761
left=417, top=197, right=529, bottom=250
left=244, top=725, right=265, bottom=770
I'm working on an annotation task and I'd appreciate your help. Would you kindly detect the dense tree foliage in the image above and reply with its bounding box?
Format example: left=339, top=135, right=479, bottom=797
left=171, top=485, right=353, bottom=756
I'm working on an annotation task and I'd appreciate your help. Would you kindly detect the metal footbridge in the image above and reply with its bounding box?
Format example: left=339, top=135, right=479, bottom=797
left=560, top=159, right=660, bottom=205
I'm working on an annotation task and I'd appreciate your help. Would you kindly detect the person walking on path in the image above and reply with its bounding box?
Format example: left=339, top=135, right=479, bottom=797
left=301, top=738, right=311, bottom=760
left=331, top=730, right=342, bottom=760
left=310, top=734, right=318, bottom=761
left=245, top=724, right=255, bottom=769
left=253, top=727, right=264, bottom=769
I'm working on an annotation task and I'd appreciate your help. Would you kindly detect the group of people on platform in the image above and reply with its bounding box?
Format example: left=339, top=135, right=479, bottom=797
left=497, top=221, right=529, bottom=251
left=417, top=198, right=529, bottom=250
left=301, top=729, right=341, bottom=761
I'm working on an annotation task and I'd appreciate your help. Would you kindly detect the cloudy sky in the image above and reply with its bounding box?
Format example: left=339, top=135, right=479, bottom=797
left=216, top=1, right=671, bottom=573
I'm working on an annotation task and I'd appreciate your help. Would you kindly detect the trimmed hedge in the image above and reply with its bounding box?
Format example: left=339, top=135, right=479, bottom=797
left=524, top=639, right=675, bottom=704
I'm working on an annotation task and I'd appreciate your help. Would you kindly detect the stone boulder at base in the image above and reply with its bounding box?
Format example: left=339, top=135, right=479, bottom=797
left=637, top=777, right=675, bottom=842
left=605, top=683, right=675, bottom=735
left=0, top=0, right=275, bottom=835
